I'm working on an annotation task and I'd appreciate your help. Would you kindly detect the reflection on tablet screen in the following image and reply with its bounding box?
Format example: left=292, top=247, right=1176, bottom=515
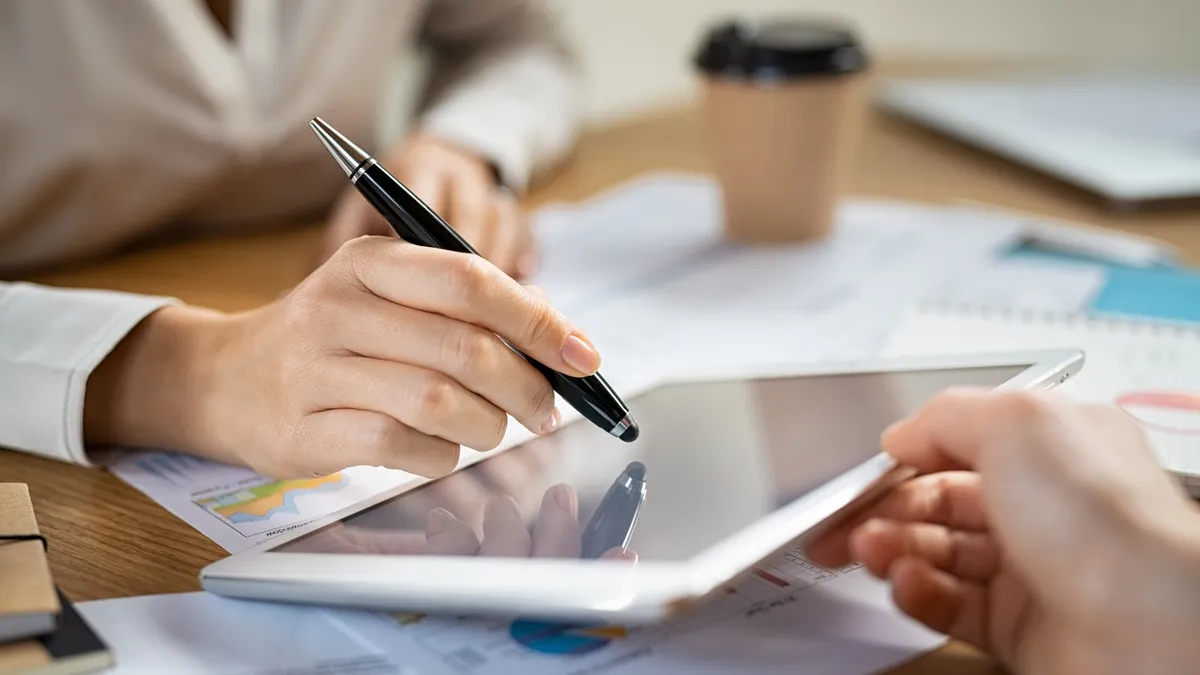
left=277, top=365, right=1025, bottom=562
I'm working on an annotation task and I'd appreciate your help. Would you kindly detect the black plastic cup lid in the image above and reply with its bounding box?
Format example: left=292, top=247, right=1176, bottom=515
left=694, top=17, right=868, bottom=79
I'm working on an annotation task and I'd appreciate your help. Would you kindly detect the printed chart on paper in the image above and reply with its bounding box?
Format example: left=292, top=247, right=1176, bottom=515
left=109, top=451, right=411, bottom=552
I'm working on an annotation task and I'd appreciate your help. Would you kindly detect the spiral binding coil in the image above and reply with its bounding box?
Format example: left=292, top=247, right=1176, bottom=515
left=916, top=298, right=1200, bottom=341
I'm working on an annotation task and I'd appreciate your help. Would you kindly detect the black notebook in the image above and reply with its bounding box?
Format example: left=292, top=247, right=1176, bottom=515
left=0, top=589, right=112, bottom=675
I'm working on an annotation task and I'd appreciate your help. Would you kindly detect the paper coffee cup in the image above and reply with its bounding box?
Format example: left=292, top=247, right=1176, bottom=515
left=694, top=18, right=870, bottom=243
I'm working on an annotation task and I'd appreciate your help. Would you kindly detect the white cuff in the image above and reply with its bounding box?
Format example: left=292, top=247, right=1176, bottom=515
left=419, top=47, right=581, bottom=192
left=0, top=283, right=178, bottom=465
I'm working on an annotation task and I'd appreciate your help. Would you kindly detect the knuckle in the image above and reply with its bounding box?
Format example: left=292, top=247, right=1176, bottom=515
left=358, top=413, right=404, bottom=459
left=337, top=232, right=376, bottom=259
left=927, top=474, right=956, bottom=524
left=284, top=282, right=327, bottom=329
left=445, top=328, right=496, bottom=374
left=329, top=236, right=370, bottom=279
left=283, top=418, right=336, bottom=479
left=414, top=374, right=457, bottom=420
left=330, top=235, right=394, bottom=288
left=289, top=271, right=356, bottom=327
left=446, top=254, right=491, bottom=303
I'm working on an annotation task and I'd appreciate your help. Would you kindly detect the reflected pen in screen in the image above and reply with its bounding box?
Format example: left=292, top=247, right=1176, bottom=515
left=310, top=118, right=639, bottom=442
left=581, top=461, right=647, bottom=559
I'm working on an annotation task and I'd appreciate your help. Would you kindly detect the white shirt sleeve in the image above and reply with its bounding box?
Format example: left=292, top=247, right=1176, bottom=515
left=0, top=282, right=177, bottom=465
left=414, top=0, right=582, bottom=192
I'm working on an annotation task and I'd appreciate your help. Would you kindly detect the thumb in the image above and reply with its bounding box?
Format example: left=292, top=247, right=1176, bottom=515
left=881, top=387, right=1023, bottom=473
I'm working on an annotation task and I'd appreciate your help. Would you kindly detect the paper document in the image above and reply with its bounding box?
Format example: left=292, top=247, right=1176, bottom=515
left=77, top=593, right=421, bottom=675
left=107, top=451, right=413, bottom=553
left=77, top=546, right=944, bottom=675
left=533, top=174, right=1023, bottom=379
left=923, top=256, right=1107, bottom=313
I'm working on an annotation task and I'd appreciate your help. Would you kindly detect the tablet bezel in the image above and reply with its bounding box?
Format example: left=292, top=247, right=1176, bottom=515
left=200, top=349, right=1083, bottom=623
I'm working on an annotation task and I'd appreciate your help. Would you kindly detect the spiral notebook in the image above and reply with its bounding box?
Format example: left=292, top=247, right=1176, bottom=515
left=881, top=302, right=1200, bottom=497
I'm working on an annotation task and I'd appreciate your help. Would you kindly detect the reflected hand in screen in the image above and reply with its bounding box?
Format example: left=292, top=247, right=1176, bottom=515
left=296, top=483, right=638, bottom=562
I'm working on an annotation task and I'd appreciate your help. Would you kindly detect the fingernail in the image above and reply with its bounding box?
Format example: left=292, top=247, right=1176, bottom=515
left=517, top=252, right=539, bottom=279
left=552, top=484, right=577, bottom=518
left=561, top=334, right=600, bottom=374
left=426, top=508, right=456, bottom=536
left=538, top=407, right=561, bottom=435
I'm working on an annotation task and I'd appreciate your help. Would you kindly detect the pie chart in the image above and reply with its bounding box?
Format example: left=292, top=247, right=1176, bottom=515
left=509, top=619, right=627, bottom=655
left=1115, top=390, right=1200, bottom=435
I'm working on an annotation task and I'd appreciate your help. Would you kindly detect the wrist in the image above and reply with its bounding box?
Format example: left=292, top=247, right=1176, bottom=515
left=84, top=304, right=233, bottom=459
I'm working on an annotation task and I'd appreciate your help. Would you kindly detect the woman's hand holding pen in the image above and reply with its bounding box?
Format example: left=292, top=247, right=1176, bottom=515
left=319, top=133, right=536, bottom=280
left=84, top=237, right=603, bottom=479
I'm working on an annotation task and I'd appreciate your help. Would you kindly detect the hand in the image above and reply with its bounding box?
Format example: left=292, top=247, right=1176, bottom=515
left=292, top=484, right=637, bottom=561
left=806, top=388, right=1200, bottom=675
left=84, top=237, right=601, bottom=479
left=319, top=133, right=536, bottom=280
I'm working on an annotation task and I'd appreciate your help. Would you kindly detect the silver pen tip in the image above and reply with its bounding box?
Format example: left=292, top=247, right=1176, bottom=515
left=309, top=117, right=371, bottom=179
left=612, top=414, right=640, bottom=442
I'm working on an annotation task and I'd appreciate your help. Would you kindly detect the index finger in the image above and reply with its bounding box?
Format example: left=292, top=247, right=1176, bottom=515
left=882, top=387, right=1061, bottom=473
left=344, top=238, right=600, bottom=377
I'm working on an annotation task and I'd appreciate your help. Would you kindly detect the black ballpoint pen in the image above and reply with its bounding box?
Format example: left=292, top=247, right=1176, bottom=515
left=581, top=461, right=647, bottom=559
left=310, top=117, right=639, bottom=442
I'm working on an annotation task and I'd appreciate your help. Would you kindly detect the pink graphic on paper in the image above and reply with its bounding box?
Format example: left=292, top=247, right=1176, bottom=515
left=1114, top=391, right=1200, bottom=436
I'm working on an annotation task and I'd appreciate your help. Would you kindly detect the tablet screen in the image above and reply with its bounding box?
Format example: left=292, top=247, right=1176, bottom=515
left=276, top=365, right=1026, bottom=562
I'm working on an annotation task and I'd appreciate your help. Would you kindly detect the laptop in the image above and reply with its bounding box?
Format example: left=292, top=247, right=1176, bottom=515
left=876, top=73, right=1200, bottom=209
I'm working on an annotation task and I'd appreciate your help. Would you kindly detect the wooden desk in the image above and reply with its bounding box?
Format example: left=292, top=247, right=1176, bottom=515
left=5, top=91, right=1198, bottom=674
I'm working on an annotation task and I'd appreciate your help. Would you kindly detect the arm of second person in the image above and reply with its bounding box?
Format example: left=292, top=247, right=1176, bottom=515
left=414, top=0, right=582, bottom=192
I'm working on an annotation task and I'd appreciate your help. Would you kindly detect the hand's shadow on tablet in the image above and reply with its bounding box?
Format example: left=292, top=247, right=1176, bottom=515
left=289, top=484, right=637, bottom=562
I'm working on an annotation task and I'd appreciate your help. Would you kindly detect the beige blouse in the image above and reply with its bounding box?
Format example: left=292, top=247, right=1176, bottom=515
left=0, top=0, right=581, bottom=464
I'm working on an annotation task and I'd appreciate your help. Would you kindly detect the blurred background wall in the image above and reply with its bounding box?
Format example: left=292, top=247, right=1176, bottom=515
left=383, top=0, right=1199, bottom=139
left=552, top=0, right=1200, bottom=123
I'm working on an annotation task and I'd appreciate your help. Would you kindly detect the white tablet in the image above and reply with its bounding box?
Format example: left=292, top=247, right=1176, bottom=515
left=201, top=350, right=1082, bottom=624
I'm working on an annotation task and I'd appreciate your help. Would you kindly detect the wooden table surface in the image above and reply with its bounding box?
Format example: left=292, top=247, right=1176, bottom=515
left=6, top=69, right=1200, bottom=674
